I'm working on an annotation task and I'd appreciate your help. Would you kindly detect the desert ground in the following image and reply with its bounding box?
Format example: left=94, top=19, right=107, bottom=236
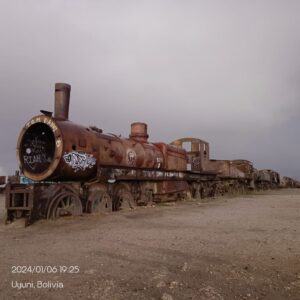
left=0, top=189, right=299, bottom=300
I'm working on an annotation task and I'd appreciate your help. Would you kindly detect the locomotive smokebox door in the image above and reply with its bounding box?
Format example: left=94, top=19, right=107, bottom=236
left=17, top=116, right=64, bottom=181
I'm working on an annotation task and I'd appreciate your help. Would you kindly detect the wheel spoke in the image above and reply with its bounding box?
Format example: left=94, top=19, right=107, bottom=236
left=114, top=188, right=136, bottom=211
left=47, top=191, right=83, bottom=219
left=87, top=190, right=112, bottom=213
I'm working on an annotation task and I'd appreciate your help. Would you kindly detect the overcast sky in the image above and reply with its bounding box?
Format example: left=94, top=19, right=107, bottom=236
left=0, top=0, right=299, bottom=179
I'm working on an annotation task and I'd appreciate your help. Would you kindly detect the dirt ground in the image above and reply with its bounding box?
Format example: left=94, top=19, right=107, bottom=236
left=0, top=189, right=299, bottom=300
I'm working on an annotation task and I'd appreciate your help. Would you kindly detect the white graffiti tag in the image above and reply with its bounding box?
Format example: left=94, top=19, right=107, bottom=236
left=63, top=151, right=96, bottom=172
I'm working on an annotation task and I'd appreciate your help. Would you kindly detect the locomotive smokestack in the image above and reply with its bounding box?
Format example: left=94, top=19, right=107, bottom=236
left=54, top=83, right=71, bottom=120
left=130, top=122, right=149, bottom=143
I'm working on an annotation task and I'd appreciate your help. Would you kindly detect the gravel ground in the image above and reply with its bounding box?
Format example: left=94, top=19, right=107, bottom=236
left=0, top=189, right=299, bottom=300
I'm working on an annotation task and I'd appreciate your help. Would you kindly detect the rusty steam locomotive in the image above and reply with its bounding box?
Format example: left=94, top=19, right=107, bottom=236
left=5, top=83, right=297, bottom=225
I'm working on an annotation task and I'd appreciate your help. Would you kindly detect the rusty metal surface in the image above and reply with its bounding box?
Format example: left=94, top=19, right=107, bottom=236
left=5, top=183, right=34, bottom=225
left=0, top=176, right=6, bottom=185
left=155, top=180, right=188, bottom=195
left=6, top=182, right=82, bottom=225
left=280, top=176, right=300, bottom=188
left=85, top=183, right=112, bottom=213
left=54, top=83, right=70, bottom=120
left=154, top=143, right=187, bottom=171
left=170, top=138, right=257, bottom=180
left=112, top=183, right=137, bottom=211
left=254, top=169, right=281, bottom=189
left=170, top=137, right=210, bottom=172
left=201, top=158, right=243, bottom=179
left=129, top=122, right=149, bottom=143
left=231, top=160, right=254, bottom=178
left=256, top=169, right=280, bottom=184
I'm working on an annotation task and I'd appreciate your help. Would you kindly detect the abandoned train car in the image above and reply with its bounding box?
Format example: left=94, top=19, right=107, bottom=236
left=5, top=83, right=288, bottom=225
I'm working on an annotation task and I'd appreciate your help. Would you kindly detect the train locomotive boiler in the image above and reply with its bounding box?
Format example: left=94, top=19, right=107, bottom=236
left=6, top=83, right=295, bottom=225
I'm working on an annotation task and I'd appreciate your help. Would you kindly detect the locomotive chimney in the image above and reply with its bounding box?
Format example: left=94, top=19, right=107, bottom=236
left=130, top=122, right=149, bottom=143
left=54, top=83, right=71, bottom=120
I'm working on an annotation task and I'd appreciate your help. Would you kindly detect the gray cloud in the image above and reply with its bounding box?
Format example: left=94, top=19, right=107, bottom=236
left=0, top=0, right=299, bottom=179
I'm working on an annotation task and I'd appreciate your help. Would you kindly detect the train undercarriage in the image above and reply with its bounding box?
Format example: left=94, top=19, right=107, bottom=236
left=5, top=166, right=258, bottom=226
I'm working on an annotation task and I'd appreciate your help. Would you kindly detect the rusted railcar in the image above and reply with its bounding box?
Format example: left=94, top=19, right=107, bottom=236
left=280, top=176, right=300, bottom=188
left=254, top=169, right=281, bottom=189
left=170, top=138, right=255, bottom=196
left=5, top=83, right=290, bottom=225
left=6, top=83, right=192, bottom=224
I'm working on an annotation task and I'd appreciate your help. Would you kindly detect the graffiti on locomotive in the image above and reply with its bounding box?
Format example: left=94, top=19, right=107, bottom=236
left=63, top=151, right=96, bottom=172
left=23, top=137, right=50, bottom=171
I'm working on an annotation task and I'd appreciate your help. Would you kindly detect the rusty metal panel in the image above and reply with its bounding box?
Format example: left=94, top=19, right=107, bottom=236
left=231, top=160, right=254, bottom=179
left=6, top=182, right=82, bottom=225
left=54, top=83, right=70, bottom=120
left=155, top=143, right=187, bottom=171
left=17, top=114, right=164, bottom=182
left=129, top=122, right=149, bottom=143
left=155, top=180, right=188, bottom=195
left=170, top=137, right=210, bottom=172
left=207, top=160, right=245, bottom=178
left=280, top=176, right=300, bottom=188
left=0, top=176, right=6, bottom=186
left=257, top=169, right=272, bottom=182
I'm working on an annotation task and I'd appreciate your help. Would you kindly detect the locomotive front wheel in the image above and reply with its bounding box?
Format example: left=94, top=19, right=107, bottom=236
left=113, top=188, right=136, bottom=211
left=86, top=191, right=112, bottom=213
left=47, top=192, right=83, bottom=219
